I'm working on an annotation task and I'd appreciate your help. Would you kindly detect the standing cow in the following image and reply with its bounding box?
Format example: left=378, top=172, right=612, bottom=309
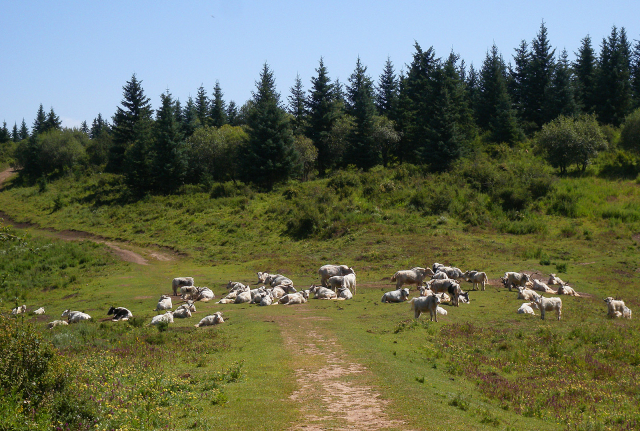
left=391, top=267, right=434, bottom=289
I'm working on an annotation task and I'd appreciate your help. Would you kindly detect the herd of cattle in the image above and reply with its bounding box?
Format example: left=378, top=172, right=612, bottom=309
left=8, top=263, right=633, bottom=327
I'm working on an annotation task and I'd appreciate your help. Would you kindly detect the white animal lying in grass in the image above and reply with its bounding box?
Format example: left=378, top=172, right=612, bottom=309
left=195, top=312, right=224, bottom=328
left=151, top=311, right=174, bottom=325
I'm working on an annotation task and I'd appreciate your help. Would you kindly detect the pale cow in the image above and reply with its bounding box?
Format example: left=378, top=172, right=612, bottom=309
left=391, top=267, right=433, bottom=289
left=517, top=287, right=541, bottom=301
left=11, top=305, right=26, bottom=315
left=517, top=302, right=536, bottom=315
left=155, top=295, right=173, bottom=311
left=502, top=272, right=530, bottom=291
left=530, top=279, right=556, bottom=294
left=427, top=279, right=469, bottom=306
left=381, top=288, right=410, bottom=303
left=557, top=285, right=580, bottom=297
left=463, top=270, right=489, bottom=291
left=436, top=266, right=465, bottom=281
left=318, top=265, right=354, bottom=287
left=150, top=311, right=174, bottom=325
left=34, top=307, right=45, bottom=315
left=604, top=297, right=631, bottom=319
left=533, top=295, right=562, bottom=320
left=337, top=287, right=353, bottom=300
left=47, top=320, right=68, bottom=329
left=409, top=294, right=442, bottom=321
left=172, top=277, right=194, bottom=296
left=195, top=312, right=224, bottom=328
left=547, top=273, right=565, bottom=286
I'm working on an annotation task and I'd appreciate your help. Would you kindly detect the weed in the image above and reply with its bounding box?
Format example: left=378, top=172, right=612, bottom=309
left=449, top=393, right=470, bottom=411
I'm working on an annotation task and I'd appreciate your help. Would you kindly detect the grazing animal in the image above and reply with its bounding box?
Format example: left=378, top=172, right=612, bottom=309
left=155, top=295, right=173, bottom=311
left=428, top=279, right=468, bottom=306
left=431, top=272, right=449, bottom=280
left=33, top=307, right=45, bottom=315
left=172, top=277, right=194, bottom=296
left=191, top=287, right=214, bottom=302
left=517, top=302, right=536, bottom=315
left=279, top=292, right=308, bottom=305
left=463, top=270, right=489, bottom=291
left=318, top=265, right=354, bottom=287
left=234, top=290, right=252, bottom=304
left=47, top=320, right=68, bottom=329
left=530, top=279, right=556, bottom=294
left=502, top=272, right=531, bottom=291
left=257, top=272, right=295, bottom=291
left=195, top=312, right=224, bottom=328
left=409, top=294, right=442, bottom=321
left=557, top=284, right=580, bottom=297
left=533, top=296, right=562, bottom=320
left=62, top=309, right=91, bottom=323
left=435, top=266, right=465, bottom=282
left=419, top=287, right=451, bottom=303
left=517, top=287, right=541, bottom=301
left=391, top=267, right=433, bottom=289
left=547, top=273, right=565, bottom=286
left=337, top=286, right=353, bottom=300
left=225, top=281, right=247, bottom=291
left=11, top=305, right=26, bottom=315
left=172, top=307, right=192, bottom=319
left=381, top=288, right=410, bottom=303
left=259, top=293, right=274, bottom=306
left=604, top=297, right=631, bottom=319
left=150, top=311, right=174, bottom=325
left=269, top=286, right=286, bottom=299
left=310, top=284, right=338, bottom=300
left=107, top=306, right=133, bottom=321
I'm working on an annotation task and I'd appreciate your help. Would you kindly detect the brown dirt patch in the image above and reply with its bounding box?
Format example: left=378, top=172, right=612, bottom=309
left=0, top=168, right=16, bottom=188
left=274, top=314, right=410, bottom=430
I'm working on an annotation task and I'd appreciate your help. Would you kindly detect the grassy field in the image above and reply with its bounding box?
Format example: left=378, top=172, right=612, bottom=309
left=1, top=163, right=639, bottom=430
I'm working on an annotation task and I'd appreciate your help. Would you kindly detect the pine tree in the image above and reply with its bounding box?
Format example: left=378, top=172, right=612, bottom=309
left=44, top=107, right=62, bottom=133
left=0, top=122, right=10, bottom=143
left=245, top=63, right=298, bottom=189
left=152, top=91, right=187, bottom=193
left=345, top=57, right=379, bottom=169
left=19, top=119, right=29, bottom=140
left=109, top=74, right=153, bottom=174
left=546, top=49, right=577, bottom=119
left=595, top=26, right=632, bottom=125
left=306, top=58, right=341, bottom=175
left=91, top=113, right=109, bottom=139
left=195, top=85, right=209, bottom=127
left=210, top=81, right=228, bottom=128
left=508, top=40, right=532, bottom=128
left=182, top=96, right=199, bottom=137
left=631, top=39, right=640, bottom=109
left=227, top=101, right=239, bottom=126
left=32, top=104, right=47, bottom=136
left=528, top=21, right=556, bottom=128
left=477, top=44, right=521, bottom=144
left=12, top=123, right=19, bottom=142
left=375, top=57, right=399, bottom=120
left=80, top=121, right=89, bottom=135
left=574, top=35, right=598, bottom=113
left=288, top=74, right=307, bottom=135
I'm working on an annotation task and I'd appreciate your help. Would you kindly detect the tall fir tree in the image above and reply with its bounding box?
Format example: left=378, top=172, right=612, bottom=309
left=508, top=40, right=533, bottom=128
left=244, top=63, right=298, bottom=189
left=44, top=107, right=62, bottom=133
left=527, top=21, right=556, bottom=128
left=182, top=96, right=199, bottom=137
left=210, top=81, right=228, bottom=127
left=0, top=122, right=10, bottom=143
left=595, top=26, right=632, bottom=125
left=227, top=101, right=239, bottom=126
left=631, top=39, right=640, bottom=109
left=306, top=58, right=341, bottom=175
left=573, top=35, right=598, bottom=114
left=19, top=119, right=29, bottom=140
left=12, top=123, right=19, bottom=142
left=109, top=74, right=153, bottom=174
left=195, top=85, right=209, bottom=127
left=288, top=74, right=307, bottom=136
left=375, top=57, right=399, bottom=121
left=477, top=44, right=521, bottom=144
left=345, top=57, right=379, bottom=169
left=90, top=113, right=109, bottom=139
left=32, top=104, right=47, bottom=136
left=80, top=121, right=89, bottom=135
left=152, top=91, right=187, bottom=193
left=546, top=49, right=578, bottom=119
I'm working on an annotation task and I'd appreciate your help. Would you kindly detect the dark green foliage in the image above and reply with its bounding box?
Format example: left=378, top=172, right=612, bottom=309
left=210, top=81, right=228, bottom=128
left=195, top=85, right=209, bottom=128
left=14, top=129, right=88, bottom=179
left=288, top=74, right=307, bottom=135
left=527, top=21, right=556, bottom=128
left=0, top=122, right=10, bottom=143
left=181, top=96, right=200, bottom=137
left=573, top=35, right=598, bottom=114
left=345, top=58, right=379, bottom=169
left=619, top=108, right=640, bottom=153
left=44, top=107, right=62, bottom=133
left=244, top=63, right=299, bottom=189
left=632, top=39, right=640, bottom=109
left=546, top=49, right=577, bottom=119
left=109, top=74, right=154, bottom=174
left=19, top=119, right=29, bottom=141
left=376, top=57, right=399, bottom=121
left=151, top=91, right=187, bottom=193
left=227, top=100, right=239, bottom=126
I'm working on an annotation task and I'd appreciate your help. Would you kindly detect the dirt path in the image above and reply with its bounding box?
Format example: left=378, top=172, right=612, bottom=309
left=275, top=313, right=410, bottom=431
left=0, top=168, right=172, bottom=265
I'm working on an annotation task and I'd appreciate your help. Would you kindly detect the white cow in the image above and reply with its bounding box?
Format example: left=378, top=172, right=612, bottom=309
left=318, top=265, right=354, bottom=287
left=409, top=294, right=442, bottom=321
left=431, top=272, right=449, bottom=280
left=155, top=295, right=173, bottom=311
left=604, top=297, right=631, bottom=319
left=11, top=305, right=26, bottom=315
left=107, top=306, right=133, bottom=321
left=419, top=287, right=451, bottom=303
left=195, top=312, right=224, bottom=328
left=427, top=279, right=469, bottom=306
left=62, top=309, right=91, bottom=323
left=381, top=288, right=410, bottom=303
left=533, top=296, right=562, bottom=320
left=151, top=311, right=174, bottom=325
left=463, top=270, right=489, bottom=291
left=517, top=302, right=536, bottom=315
left=436, top=266, right=465, bottom=281
left=172, top=306, right=192, bottom=319
left=391, top=267, right=433, bottom=289
left=557, top=285, right=580, bottom=297
left=257, top=272, right=295, bottom=292
left=547, top=273, right=565, bottom=286
left=517, top=287, right=541, bottom=301
left=530, top=279, right=556, bottom=294
left=172, top=277, right=194, bottom=296
left=279, top=292, right=308, bottom=305
left=310, top=284, right=338, bottom=300
left=337, top=287, right=353, bottom=300
left=47, top=320, right=68, bottom=329
left=34, top=307, right=45, bottom=315
left=502, top=272, right=530, bottom=291
left=234, top=291, right=252, bottom=304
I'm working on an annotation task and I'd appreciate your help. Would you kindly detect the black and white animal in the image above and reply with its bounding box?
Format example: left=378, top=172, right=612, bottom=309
left=107, top=306, right=133, bottom=321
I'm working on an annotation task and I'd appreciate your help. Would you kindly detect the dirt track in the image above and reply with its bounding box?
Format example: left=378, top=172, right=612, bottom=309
left=0, top=168, right=171, bottom=265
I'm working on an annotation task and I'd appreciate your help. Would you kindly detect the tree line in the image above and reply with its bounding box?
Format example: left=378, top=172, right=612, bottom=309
left=3, top=23, right=640, bottom=191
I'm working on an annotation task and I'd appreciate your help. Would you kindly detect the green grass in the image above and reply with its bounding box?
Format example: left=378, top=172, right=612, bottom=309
left=1, top=164, right=640, bottom=430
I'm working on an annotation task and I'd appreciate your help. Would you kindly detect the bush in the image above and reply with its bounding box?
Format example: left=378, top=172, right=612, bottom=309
left=619, top=108, right=640, bottom=153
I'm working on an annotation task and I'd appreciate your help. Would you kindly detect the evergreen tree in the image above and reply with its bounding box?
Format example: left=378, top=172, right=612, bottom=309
left=631, top=39, right=640, bottom=109
left=210, top=81, right=228, bottom=127
left=466, top=63, right=480, bottom=120
left=12, top=123, right=19, bottom=142
left=595, top=26, right=632, bottom=126
left=0, top=122, right=10, bottom=143
left=109, top=74, right=153, bottom=175
left=244, top=63, right=298, bottom=189
left=574, top=35, right=598, bottom=113
left=306, top=58, right=341, bottom=175
left=508, top=40, right=533, bottom=128
left=528, top=21, right=556, bottom=128
left=174, top=99, right=184, bottom=131
left=44, top=107, right=62, bottom=133
left=80, top=121, right=89, bottom=135
left=152, top=91, right=187, bottom=193
left=32, top=104, right=47, bottom=136
left=195, top=85, right=209, bottom=127
left=546, top=49, right=578, bottom=119
left=477, top=44, right=521, bottom=144
left=287, top=74, right=307, bottom=135
left=375, top=57, right=399, bottom=120
left=182, top=96, right=199, bottom=137
left=19, top=119, right=29, bottom=140
left=227, top=101, right=239, bottom=126
left=345, top=57, right=379, bottom=169
left=90, top=113, right=109, bottom=139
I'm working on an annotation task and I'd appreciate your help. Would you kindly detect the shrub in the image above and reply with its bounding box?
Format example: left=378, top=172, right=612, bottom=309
left=547, top=191, right=579, bottom=218
left=619, top=108, right=640, bottom=153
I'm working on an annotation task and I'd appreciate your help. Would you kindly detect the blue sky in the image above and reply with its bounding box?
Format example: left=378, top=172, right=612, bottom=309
left=2, top=0, right=639, bottom=130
